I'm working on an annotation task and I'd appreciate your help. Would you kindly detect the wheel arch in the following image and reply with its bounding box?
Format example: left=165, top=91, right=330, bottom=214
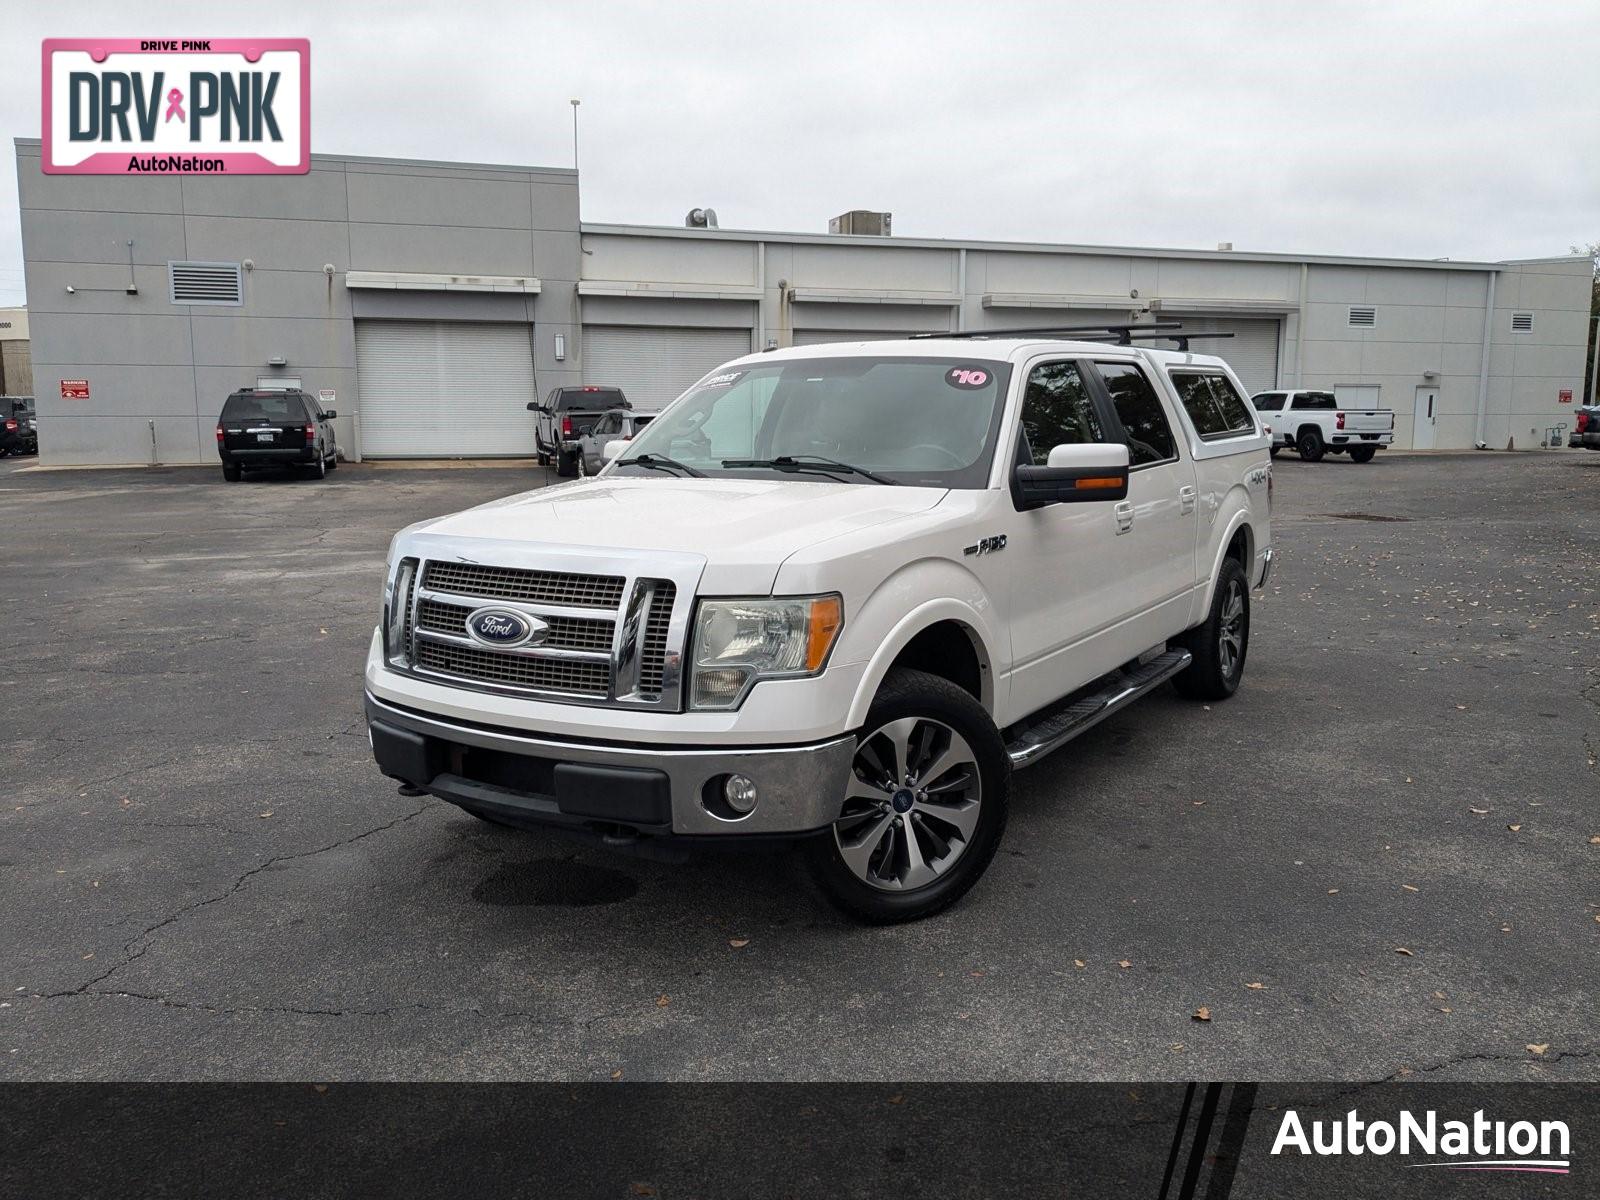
left=1198, top=497, right=1256, bottom=616
left=845, top=593, right=1001, bottom=730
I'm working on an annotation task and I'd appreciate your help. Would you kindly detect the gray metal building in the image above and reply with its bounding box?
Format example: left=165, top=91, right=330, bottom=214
left=14, top=138, right=1592, bottom=463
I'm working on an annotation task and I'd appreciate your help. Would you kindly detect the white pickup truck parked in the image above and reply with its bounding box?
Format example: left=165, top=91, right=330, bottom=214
left=1249, top=389, right=1394, bottom=462
left=366, top=330, right=1273, bottom=921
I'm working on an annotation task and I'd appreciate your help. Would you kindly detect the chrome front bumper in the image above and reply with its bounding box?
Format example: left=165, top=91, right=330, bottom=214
left=365, top=692, right=855, bottom=837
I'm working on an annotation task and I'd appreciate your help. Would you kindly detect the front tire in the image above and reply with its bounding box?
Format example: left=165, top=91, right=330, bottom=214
left=1297, top=429, right=1325, bottom=462
left=805, top=668, right=1010, bottom=924
left=1172, top=558, right=1250, bottom=701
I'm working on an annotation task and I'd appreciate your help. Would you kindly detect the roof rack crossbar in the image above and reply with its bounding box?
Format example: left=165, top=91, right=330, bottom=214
left=909, top=321, right=1181, bottom=342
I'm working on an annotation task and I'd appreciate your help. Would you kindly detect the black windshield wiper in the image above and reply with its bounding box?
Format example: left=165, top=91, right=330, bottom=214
left=720, top=455, right=899, bottom=485
left=615, top=453, right=705, bottom=478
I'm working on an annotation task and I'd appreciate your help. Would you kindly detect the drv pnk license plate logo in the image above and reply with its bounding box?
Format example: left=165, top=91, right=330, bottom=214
left=42, top=39, right=309, bottom=175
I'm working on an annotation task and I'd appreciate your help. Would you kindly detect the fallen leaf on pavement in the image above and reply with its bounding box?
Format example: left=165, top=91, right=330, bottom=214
left=1245, top=982, right=1265, bottom=990
left=1118, top=960, right=1132, bottom=969
left=1327, top=888, right=1340, bottom=894
left=259, top=811, right=273, bottom=819
left=655, top=994, right=670, bottom=1008
left=1402, top=884, right=1419, bottom=892
left=1073, top=959, right=1085, bottom=969
left=610, top=1069, right=622, bottom=1080
left=630, top=1185, right=656, bottom=1197
left=728, top=938, right=750, bottom=949
left=1193, top=1007, right=1212, bottom=1022
left=1589, top=836, right=1600, bottom=845
left=887, top=1094, right=905, bottom=1105
left=1507, top=824, right=1522, bottom=833
left=1395, top=947, right=1414, bottom=956
left=1526, top=1043, right=1550, bottom=1056
left=1470, top=807, right=1490, bottom=815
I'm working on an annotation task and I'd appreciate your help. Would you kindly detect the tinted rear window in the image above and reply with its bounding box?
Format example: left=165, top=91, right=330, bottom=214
left=1171, top=372, right=1257, bottom=440
left=222, top=393, right=310, bottom=422
left=559, top=389, right=627, bottom=410
left=1292, top=392, right=1337, bottom=410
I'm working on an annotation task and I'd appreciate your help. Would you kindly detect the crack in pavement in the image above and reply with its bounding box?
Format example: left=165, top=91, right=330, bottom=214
left=1379, top=1046, right=1599, bottom=1082
left=37, top=801, right=439, bottom=999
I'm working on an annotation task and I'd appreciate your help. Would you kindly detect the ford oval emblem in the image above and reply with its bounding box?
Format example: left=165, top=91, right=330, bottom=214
left=466, top=608, right=546, bottom=648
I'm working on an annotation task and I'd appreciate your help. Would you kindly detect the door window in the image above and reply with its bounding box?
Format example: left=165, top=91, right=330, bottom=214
left=1094, top=362, right=1177, bottom=466
left=1016, top=361, right=1103, bottom=466
left=592, top=413, right=618, bottom=437
left=1250, top=392, right=1285, bottom=412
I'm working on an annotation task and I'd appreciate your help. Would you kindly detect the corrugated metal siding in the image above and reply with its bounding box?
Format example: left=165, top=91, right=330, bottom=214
left=1161, top=316, right=1281, bottom=394
left=355, top=321, right=536, bottom=457
left=583, top=326, right=750, bottom=409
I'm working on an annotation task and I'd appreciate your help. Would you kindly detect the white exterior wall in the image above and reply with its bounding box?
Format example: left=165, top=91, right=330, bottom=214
left=578, top=225, right=1591, bottom=451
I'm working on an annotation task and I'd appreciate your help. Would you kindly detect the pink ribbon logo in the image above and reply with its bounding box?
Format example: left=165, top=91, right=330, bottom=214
left=164, top=88, right=185, bottom=123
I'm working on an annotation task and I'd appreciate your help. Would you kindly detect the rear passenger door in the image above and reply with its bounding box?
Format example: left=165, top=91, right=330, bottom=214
left=1086, top=359, right=1201, bottom=649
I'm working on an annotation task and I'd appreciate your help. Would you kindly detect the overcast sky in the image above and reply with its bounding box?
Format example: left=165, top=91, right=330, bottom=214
left=2, top=0, right=1597, bottom=307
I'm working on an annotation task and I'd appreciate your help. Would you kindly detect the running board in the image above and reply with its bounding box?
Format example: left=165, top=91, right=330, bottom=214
left=1005, top=649, right=1193, bottom=767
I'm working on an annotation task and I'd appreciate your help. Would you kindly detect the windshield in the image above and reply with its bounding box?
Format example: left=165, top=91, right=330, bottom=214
left=607, top=356, right=1012, bottom=487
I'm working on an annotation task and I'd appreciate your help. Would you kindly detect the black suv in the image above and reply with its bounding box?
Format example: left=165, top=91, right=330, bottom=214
left=1, top=396, right=36, bottom=457
left=216, top=389, right=339, bottom=481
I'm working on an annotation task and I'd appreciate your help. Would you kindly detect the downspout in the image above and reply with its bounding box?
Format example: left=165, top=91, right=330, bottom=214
left=755, top=241, right=766, bottom=352
left=1473, top=269, right=1497, bottom=449
left=1294, top=262, right=1308, bottom=386
left=1588, top=315, right=1599, bottom=407
left=956, top=248, right=967, bottom=333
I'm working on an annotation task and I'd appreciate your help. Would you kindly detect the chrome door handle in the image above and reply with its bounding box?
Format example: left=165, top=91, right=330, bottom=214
left=1114, top=501, right=1134, bottom=534
left=1179, top=486, right=1197, bottom=514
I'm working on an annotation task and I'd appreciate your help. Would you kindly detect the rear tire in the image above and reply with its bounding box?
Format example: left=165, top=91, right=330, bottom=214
left=314, top=453, right=326, bottom=479
left=1297, top=428, right=1325, bottom=462
left=805, top=668, right=1010, bottom=924
left=1172, top=558, right=1250, bottom=702
left=222, top=463, right=242, bottom=482
left=1348, top=445, right=1377, bottom=464
left=326, top=452, right=339, bottom=471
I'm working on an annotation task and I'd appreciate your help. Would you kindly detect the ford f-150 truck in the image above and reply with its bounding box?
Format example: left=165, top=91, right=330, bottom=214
left=1249, top=389, right=1394, bottom=462
left=367, top=331, right=1273, bottom=921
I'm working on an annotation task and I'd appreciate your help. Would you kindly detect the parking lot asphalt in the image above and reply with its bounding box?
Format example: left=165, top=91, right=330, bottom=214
left=2, top=451, right=1597, bottom=1082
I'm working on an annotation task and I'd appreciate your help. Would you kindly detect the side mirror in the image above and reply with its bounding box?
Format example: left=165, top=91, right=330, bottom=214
left=603, top=439, right=631, bottom=464
left=322, top=409, right=337, bottom=419
left=526, top=401, right=541, bottom=412
left=1012, top=443, right=1130, bottom=510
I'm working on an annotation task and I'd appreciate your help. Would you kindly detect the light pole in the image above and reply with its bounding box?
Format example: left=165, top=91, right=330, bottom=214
left=569, top=99, right=581, bottom=174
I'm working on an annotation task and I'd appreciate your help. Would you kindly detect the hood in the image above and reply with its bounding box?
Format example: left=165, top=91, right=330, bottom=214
left=403, top=476, right=948, bottom=589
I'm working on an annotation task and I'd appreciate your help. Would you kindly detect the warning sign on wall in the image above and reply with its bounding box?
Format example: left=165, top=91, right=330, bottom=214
left=60, top=379, right=89, bottom=399
left=1559, top=388, right=1573, bottom=404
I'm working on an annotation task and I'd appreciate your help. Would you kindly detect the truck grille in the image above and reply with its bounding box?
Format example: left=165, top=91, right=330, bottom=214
left=421, top=561, right=624, bottom=609
left=416, top=598, right=615, bottom=654
left=640, top=584, right=675, bottom=698
left=405, top=559, right=682, bottom=708
left=416, top=640, right=610, bottom=697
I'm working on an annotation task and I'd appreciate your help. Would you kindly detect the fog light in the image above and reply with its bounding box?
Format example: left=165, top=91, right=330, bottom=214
left=724, top=774, right=759, bottom=814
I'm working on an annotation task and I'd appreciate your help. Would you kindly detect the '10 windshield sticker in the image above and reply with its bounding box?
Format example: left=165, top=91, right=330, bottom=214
left=946, top=367, right=991, bottom=389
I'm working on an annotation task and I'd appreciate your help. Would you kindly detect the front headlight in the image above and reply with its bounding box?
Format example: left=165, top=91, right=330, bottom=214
left=689, top=594, right=843, bottom=711
left=384, top=558, right=417, bottom=666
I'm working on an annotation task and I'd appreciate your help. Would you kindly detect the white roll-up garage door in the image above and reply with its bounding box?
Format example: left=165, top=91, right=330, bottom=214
left=1163, top=317, right=1281, bottom=395
left=356, top=320, right=536, bottom=457
left=583, top=326, right=751, bottom=410
left=792, top=329, right=918, bottom=346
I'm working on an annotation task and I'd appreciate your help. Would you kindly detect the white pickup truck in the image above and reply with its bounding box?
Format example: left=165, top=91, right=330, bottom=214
left=1249, top=389, right=1394, bottom=462
left=366, top=332, right=1273, bottom=921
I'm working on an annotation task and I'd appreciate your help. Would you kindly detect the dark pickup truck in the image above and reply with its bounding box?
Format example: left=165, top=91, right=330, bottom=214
left=529, top=386, right=630, bottom=477
left=216, top=388, right=339, bottom=481
left=1, top=396, right=37, bottom=456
